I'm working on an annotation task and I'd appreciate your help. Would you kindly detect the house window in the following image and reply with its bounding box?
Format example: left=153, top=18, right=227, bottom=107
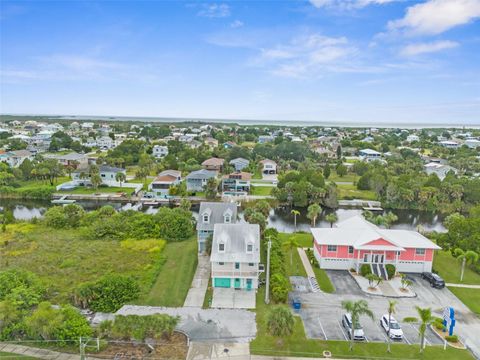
left=246, top=244, right=253, bottom=253
left=224, top=215, right=231, bottom=223
left=416, top=248, right=425, bottom=255
left=248, top=263, right=254, bottom=266
left=203, top=214, right=209, bottom=223
left=235, top=262, right=240, bottom=270
left=327, top=245, right=337, bottom=252
left=219, top=262, right=224, bottom=266
left=348, top=246, right=354, bottom=254
left=219, top=243, right=225, bottom=252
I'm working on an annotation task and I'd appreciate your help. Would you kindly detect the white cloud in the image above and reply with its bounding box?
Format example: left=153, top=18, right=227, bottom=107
left=197, top=3, right=230, bottom=18
left=309, top=0, right=398, bottom=9
left=400, top=40, right=459, bottom=56
left=230, top=20, right=244, bottom=28
left=388, top=0, right=480, bottom=36
left=254, top=34, right=358, bottom=78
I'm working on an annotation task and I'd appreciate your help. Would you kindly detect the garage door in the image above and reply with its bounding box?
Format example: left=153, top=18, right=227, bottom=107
left=214, top=278, right=231, bottom=288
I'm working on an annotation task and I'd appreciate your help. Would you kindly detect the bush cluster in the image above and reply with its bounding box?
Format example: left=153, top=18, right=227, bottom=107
left=264, top=228, right=290, bottom=303
left=385, top=264, right=396, bottom=279
left=360, top=264, right=372, bottom=277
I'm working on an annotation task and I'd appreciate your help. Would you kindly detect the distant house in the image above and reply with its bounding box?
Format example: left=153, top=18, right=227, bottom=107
left=210, top=223, right=261, bottom=290
left=97, top=136, right=114, bottom=150
left=312, top=215, right=441, bottom=274
left=152, top=145, right=169, bottom=158
left=148, top=170, right=182, bottom=195
left=222, top=172, right=251, bottom=193
left=205, top=137, right=219, bottom=149
left=202, top=157, right=225, bottom=172
left=72, top=165, right=126, bottom=187
left=424, top=162, right=458, bottom=180
left=186, top=169, right=217, bottom=192
left=2, top=150, right=34, bottom=167
left=229, top=158, right=250, bottom=172
left=259, top=159, right=277, bottom=175
left=258, top=135, right=274, bottom=144
left=197, top=202, right=237, bottom=253
left=359, top=149, right=382, bottom=160
left=223, top=141, right=236, bottom=149
left=44, top=152, right=88, bottom=168
left=406, top=135, right=420, bottom=142
left=438, top=140, right=460, bottom=149
left=465, top=139, right=480, bottom=149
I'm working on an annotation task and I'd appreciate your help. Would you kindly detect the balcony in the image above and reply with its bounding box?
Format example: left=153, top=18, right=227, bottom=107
left=212, top=270, right=259, bottom=277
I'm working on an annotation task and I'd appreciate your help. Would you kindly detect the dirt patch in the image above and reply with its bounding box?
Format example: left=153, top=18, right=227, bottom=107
left=94, top=332, right=188, bottom=359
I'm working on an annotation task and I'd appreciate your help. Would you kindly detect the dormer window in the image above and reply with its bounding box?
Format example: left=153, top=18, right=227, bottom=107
left=224, top=214, right=231, bottom=223
left=219, top=242, right=225, bottom=252
left=202, top=213, right=209, bottom=223
left=246, top=243, right=253, bottom=253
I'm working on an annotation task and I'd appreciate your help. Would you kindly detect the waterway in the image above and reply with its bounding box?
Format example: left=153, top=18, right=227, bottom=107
left=0, top=199, right=446, bottom=233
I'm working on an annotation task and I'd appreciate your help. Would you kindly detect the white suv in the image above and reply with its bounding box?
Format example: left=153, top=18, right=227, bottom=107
left=342, top=313, right=366, bottom=341
left=380, top=314, right=403, bottom=340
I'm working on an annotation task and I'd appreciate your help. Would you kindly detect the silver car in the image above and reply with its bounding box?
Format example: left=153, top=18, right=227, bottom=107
left=342, top=313, right=366, bottom=341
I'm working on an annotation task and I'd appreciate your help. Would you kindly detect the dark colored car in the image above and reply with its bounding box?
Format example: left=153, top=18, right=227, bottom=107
left=421, top=272, right=445, bottom=288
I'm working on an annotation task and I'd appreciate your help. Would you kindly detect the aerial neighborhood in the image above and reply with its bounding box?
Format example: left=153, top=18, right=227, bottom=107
left=1, top=116, right=480, bottom=360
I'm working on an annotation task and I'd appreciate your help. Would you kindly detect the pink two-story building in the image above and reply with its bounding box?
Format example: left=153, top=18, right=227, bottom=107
left=311, top=216, right=441, bottom=275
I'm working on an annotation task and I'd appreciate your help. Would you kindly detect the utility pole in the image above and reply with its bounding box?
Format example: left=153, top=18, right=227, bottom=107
left=265, top=238, right=272, bottom=304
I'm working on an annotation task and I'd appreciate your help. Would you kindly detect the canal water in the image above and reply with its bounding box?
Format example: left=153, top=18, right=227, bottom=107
left=0, top=198, right=447, bottom=233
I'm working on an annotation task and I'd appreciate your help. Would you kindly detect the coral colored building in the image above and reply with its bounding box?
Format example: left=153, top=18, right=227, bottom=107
left=311, top=216, right=441, bottom=275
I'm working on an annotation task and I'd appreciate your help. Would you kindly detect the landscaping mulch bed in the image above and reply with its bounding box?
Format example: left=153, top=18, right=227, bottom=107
left=94, top=332, right=188, bottom=359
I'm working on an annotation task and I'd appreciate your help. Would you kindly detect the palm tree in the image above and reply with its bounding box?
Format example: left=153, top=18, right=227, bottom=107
left=282, top=236, right=300, bottom=266
left=416, top=306, right=433, bottom=353
left=325, top=213, right=338, bottom=228
left=307, top=203, right=322, bottom=227
left=341, top=300, right=374, bottom=351
left=291, top=209, right=300, bottom=232
left=386, top=300, right=397, bottom=353
left=383, top=212, right=398, bottom=229
left=454, top=248, right=479, bottom=282
left=115, top=172, right=126, bottom=187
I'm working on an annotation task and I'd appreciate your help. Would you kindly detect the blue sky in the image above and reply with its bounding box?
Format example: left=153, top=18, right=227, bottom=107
left=1, top=0, right=479, bottom=125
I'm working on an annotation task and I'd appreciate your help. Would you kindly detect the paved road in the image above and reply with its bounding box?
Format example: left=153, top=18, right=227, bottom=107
left=184, top=255, right=211, bottom=307
left=0, top=343, right=102, bottom=360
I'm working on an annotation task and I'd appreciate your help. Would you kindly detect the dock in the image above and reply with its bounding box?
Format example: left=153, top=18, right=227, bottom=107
left=51, top=195, right=76, bottom=205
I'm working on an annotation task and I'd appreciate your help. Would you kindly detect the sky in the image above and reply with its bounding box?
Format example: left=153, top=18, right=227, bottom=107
left=1, top=0, right=480, bottom=125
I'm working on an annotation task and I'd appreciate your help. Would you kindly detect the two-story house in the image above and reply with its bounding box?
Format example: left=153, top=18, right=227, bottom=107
left=229, top=158, right=250, bottom=172
left=222, top=172, right=251, bottom=193
left=186, top=169, right=217, bottom=192
left=148, top=170, right=182, bottom=195
left=197, top=202, right=237, bottom=253
left=152, top=145, right=169, bottom=158
left=259, top=159, right=277, bottom=175
left=210, top=223, right=260, bottom=290
left=202, top=157, right=225, bottom=172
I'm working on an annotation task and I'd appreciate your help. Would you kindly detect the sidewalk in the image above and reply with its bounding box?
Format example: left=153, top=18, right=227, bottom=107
left=184, top=255, right=211, bottom=307
left=297, top=248, right=315, bottom=278
left=446, top=283, right=480, bottom=289
left=0, top=343, right=101, bottom=360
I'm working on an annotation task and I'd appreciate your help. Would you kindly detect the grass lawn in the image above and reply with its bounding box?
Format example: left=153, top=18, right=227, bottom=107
left=279, top=232, right=313, bottom=248
left=251, top=289, right=473, bottom=359
left=433, top=251, right=480, bottom=285
left=203, top=278, right=213, bottom=309
left=18, top=176, right=71, bottom=189
left=0, top=352, right=37, bottom=359
left=328, top=171, right=357, bottom=183
left=137, top=237, right=197, bottom=307
left=58, top=186, right=132, bottom=194
left=313, top=267, right=335, bottom=293
left=449, top=287, right=480, bottom=316
left=0, top=224, right=165, bottom=303
left=251, top=186, right=274, bottom=196
left=337, top=183, right=377, bottom=201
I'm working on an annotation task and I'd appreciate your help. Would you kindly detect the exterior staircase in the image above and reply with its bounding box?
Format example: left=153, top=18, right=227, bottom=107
left=379, top=264, right=389, bottom=280
left=309, top=276, right=320, bottom=292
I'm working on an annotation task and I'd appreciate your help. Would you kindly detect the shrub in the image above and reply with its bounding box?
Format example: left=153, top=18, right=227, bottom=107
left=270, top=274, right=289, bottom=303
left=267, top=306, right=294, bottom=336
left=403, top=317, right=418, bottom=323
left=445, top=335, right=459, bottom=343
left=385, top=264, right=396, bottom=279
left=360, top=264, right=372, bottom=277
left=0, top=269, right=44, bottom=310
left=110, top=314, right=179, bottom=340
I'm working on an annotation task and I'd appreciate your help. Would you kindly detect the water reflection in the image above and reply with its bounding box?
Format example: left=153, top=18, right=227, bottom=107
left=0, top=199, right=446, bottom=233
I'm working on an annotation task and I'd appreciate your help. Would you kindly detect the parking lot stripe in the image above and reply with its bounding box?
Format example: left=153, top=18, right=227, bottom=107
left=409, top=324, right=431, bottom=346
left=403, top=332, right=411, bottom=345
left=318, top=318, right=328, bottom=340
left=337, top=320, right=348, bottom=341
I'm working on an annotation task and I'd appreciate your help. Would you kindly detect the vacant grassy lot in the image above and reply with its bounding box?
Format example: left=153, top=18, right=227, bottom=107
left=0, top=224, right=187, bottom=304
left=137, top=237, right=197, bottom=307
left=251, top=289, right=473, bottom=359
left=250, top=186, right=274, bottom=196
left=337, top=183, right=377, bottom=200
left=279, top=232, right=313, bottom=248
left=328, top=171, right=357, bottom=183
left=433, top=251, right=480, bottom=285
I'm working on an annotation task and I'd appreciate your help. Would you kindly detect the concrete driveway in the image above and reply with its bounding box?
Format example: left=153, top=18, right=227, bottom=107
left=184, top=255, right=210, bottom=307
left=211, top=288, right=256, bottom=309
left=295, top=271, right=480, bottom=358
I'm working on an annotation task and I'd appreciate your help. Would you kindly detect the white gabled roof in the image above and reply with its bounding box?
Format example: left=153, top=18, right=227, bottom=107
left=311, top=215, right=440, bottom=250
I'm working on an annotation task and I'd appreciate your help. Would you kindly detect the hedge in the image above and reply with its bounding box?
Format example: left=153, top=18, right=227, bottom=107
left=385, top=264, right=396, bottom=279
left=360, top=264, right=372, bottom=277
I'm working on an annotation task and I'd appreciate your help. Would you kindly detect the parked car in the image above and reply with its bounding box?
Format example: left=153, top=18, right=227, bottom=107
left=342, top=313, right=366, bottom=341
left=380, top=315, right=403, bottom=340
left=421, top=272, right=445, bottom=288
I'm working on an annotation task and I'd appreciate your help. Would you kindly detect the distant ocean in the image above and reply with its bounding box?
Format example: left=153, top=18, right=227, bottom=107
left=3, top=113, right=480, bottom=129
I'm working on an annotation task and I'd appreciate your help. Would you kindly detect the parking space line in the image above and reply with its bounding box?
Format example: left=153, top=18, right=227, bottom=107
left=376, top=322, right=389, bottom=343
left=409, top=324, right=431, bottom=346
left=337, top=320, right=348, bottom=340
left=318, top=318, right=328, bottom=340
left=403, top=332, right=411, bottom=345
left=364, top=335, right=369, bottom=343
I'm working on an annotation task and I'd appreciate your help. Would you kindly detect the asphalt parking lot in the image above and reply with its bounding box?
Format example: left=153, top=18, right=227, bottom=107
left=294, top=271, right=468, bottom=347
